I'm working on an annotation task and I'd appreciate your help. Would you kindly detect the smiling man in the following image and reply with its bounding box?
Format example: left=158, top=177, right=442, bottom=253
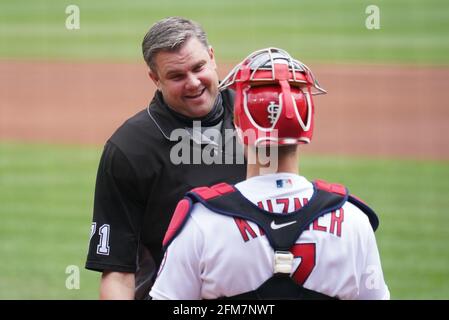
left=85, top=17, right=246, bottom=300
left=148, top=36, right=219, bottom=118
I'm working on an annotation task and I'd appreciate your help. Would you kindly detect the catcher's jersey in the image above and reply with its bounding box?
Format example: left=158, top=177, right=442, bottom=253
left=150, top=173, right=390, bottom=300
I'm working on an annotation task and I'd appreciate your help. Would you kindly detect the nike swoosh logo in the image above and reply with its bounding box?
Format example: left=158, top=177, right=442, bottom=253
left=270, top=220, right=297, bottom=230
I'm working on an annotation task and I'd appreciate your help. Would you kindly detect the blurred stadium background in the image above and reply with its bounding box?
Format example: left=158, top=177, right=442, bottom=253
left=0, top=0, right=448, bottom=299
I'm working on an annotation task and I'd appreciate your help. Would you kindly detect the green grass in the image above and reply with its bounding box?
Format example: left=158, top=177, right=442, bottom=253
left=1, top=142, right=449, bottom=299
left=0, top=142, right=101, bottom=299
left=0, top=0, right=448, bottom=64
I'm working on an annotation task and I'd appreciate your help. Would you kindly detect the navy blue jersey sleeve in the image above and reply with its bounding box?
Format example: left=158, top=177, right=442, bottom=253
left=85, top=141, right=145, bottom=273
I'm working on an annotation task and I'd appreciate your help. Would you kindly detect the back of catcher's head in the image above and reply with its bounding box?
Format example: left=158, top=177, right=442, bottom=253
left=219, top=48, right=326, bottom=147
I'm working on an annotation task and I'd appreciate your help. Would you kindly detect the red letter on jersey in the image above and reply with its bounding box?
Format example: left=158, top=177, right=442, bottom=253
left=234, top=218, right=257, bottom=242
left=312, top=218, right=327, bottom=232
left=276, top=198, right=290, bottom=213
left=329, top=208, right=344, bottom=237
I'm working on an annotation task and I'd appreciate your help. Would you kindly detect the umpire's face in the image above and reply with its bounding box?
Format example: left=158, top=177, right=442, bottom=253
left=149, top=37, right=219, bottom=118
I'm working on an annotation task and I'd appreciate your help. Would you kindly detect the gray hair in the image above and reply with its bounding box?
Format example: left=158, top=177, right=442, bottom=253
left=142, top=17, right=209, bottom=72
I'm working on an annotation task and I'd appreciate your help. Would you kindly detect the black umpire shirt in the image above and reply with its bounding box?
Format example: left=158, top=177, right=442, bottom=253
left=85, top=89, right=246, bottom=299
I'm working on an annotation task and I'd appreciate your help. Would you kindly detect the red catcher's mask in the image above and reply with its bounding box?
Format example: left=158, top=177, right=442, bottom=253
left=219, top=48, right=326, bottom=146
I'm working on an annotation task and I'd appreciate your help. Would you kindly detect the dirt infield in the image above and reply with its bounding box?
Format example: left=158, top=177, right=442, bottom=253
left=1, top=60, right=448, bottom=159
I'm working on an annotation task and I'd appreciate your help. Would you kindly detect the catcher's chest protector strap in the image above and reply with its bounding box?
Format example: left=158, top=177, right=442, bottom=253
left=163, top=180, right=379, bottom=251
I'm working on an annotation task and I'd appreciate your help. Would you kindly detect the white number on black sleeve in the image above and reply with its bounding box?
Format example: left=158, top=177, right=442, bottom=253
left=96, top=224, right=110, bottom=255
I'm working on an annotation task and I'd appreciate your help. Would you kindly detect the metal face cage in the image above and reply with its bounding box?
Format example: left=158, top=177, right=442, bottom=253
left=218, top=47, right=326, bottom=96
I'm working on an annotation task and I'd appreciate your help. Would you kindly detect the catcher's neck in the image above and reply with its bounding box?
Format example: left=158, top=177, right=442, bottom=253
left=246, top=145, right=300, bottom=179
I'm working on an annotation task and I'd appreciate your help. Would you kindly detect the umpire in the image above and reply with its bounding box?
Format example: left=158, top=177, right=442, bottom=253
left=85, top=17, right=246, bottom=299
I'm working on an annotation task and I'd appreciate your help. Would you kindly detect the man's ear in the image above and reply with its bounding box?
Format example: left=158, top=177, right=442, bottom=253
left=149, top=70, right=160, bottom=90
left=209, top=46, right=217, bottom=69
